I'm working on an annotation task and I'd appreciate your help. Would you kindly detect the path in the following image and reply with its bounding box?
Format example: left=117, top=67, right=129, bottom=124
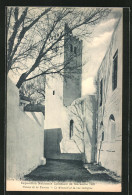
left=24, top=159, right=119, bottom=183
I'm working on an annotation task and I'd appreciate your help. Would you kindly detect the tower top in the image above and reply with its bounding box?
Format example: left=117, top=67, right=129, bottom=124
left=65, top=23, right=72, bottom=35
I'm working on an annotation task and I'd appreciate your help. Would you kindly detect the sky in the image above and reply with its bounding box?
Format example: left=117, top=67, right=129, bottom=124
left=82, top=8, right=122, bottom=96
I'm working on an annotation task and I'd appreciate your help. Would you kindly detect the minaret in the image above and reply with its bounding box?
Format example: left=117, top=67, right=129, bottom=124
left=63, top=23, right=82, bottom=106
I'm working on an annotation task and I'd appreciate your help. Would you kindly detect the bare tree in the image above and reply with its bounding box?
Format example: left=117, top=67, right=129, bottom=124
left=7, top=7, right=110, bottom=89
left=19, top=75, right=45, bottom=104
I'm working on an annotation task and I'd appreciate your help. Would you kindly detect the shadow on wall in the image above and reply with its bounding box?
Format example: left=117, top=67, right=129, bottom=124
left=44, top=128, right=62, bottom=159
left=44, top=128, right=83, bottom=161
left=85, top=123, right=96, bottom=163
left=85, top=96, right=97, bottom=163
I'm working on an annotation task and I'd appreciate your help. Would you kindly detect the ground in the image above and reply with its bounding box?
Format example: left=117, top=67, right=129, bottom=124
left=24, top=159, right=120, bottom=183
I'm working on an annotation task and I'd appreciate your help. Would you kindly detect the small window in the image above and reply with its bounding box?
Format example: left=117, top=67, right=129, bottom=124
left=100, top=121, right=103, bottom=126
left=100, top=122, right=104, bottom=141
left=102, top=131, right=104, bottom=141
left=100, top=79, right=103, bottom=106
left=53, top=90, right=55, bottom=95
left=70, top=120, right=74, bottom=139
left=74, top=47, right=77, bottom=54
left=70, top=44, right=73, bottom=52
left=112, top=50, right=118, bottom=91
left=100, top=121, right=103, bottom=130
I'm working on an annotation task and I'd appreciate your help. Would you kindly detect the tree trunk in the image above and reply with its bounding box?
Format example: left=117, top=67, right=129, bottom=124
left=16, top=72, right=27, bottom=88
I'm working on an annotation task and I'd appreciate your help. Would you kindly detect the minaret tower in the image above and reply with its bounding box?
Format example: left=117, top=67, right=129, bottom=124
left=63, top=23, right=82, bottom=106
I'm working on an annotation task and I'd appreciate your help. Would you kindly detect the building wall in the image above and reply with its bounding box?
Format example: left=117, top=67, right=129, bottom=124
left=96, top=17, right=122, bottom=176
left=7, top=77, right=44, bottom=180
left=44, top=25, right=83, bottom=155
left=44, top=74, right=81, bottom=154
left=44, top=128, right=82, bottom=160
left=69, top=95, right=97, bottom=163
left=83, top=96, right=97, bottom=163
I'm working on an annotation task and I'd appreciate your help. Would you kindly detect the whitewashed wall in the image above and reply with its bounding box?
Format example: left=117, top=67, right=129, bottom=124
left=96, top=17, right=123, bottom=176
left=45, top=73, right=82, bottom=154
left=6, top=77, right=44, bottom=180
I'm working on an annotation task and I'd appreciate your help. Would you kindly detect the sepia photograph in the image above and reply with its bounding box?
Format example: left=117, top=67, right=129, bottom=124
left=6, top=6, right=123, bottom=192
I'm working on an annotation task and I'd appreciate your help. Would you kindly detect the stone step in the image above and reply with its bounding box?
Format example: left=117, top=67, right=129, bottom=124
left=46, top=153, right=83, bottom=161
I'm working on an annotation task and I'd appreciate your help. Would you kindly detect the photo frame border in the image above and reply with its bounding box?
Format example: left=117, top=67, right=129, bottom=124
left=0, top=1, right=130, bottom=195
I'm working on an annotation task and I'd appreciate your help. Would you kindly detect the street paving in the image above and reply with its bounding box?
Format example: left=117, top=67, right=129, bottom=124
left=24, top=159, right=119, bottom=183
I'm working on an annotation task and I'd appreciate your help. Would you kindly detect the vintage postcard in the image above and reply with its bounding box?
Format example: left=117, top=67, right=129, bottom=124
left=6, top=6, right=123, bottom=192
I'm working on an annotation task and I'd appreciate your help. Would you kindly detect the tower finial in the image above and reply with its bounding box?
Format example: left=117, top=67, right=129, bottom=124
left=65, top=23, right=72, bottom=35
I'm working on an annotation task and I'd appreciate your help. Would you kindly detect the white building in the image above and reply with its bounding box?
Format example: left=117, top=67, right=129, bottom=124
left=44, top=24, right=95, bottom=161
left=44, top=16, right=123, bottom=176
left=96, top=17, right=122, bottom=176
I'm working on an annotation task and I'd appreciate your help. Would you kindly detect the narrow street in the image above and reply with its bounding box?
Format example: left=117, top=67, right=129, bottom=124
left=24, top=159, right=119, bottom=183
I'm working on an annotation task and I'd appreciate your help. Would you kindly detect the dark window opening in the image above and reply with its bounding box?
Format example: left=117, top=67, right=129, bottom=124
left=110, top=114, right=115, bottom=121
left=53, top=90, right=55, bottom=95
left=100, top=121, right=103, bottom=130
left=70, top=44, right=73, bottom=52
left=70, top=120, right=74, bottom=139
left=100, top=79, right=103, bottom=106
left=74, top=47, right=77, bottom=54
left=102, top=131, right=104, bottom=141
left=112, top=50, right=118, bottom=91
left=100, top=121, right=103, bottom=126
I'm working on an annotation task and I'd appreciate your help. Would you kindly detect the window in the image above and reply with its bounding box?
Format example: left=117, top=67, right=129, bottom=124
left=100, top=122, right=104, bottom=141
left=74, top=47, right=77, bottom=54
left=100, top=121, right=103, bottom=130
left=70, top=44, right=73, bottom=52
left=100, top=79, right=103, bottom=106
left=100, top=121, right=103, bottom=126
left=70, top=120, right=74, bottom=139
left=102, top=131, right=104, bottom=141
left=53, top=90, right=55, bottom=95
left=112, top=50, right=118, bottom=91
